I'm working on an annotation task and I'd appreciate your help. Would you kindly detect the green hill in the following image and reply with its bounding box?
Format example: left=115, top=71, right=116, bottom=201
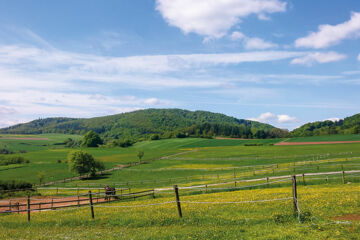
left=0, top=109, right=277, bottom=140
left=291, top=113, right=360, bottom=137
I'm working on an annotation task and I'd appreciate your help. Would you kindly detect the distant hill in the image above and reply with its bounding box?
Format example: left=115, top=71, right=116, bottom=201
left=0, top=109, right=277, bottom=140
left=291, top=113, right=360, bottom=137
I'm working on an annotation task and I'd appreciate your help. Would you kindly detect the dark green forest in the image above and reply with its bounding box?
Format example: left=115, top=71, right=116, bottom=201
left=0, top=109, right=280, bottom=140
left=291, top=113, right=360, bottom=136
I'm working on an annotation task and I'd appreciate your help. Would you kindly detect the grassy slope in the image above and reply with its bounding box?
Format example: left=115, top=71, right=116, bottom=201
left=286, top=134, right=360, bottom=142
left=1, top=135, right=360, bottom=187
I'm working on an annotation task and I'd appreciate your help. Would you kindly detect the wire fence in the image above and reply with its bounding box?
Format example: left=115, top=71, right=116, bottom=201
left=1, top=171, right=359, bottom=224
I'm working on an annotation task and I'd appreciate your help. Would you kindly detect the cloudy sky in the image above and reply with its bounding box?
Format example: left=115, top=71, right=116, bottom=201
left=0, top=0, right=360, bottom=130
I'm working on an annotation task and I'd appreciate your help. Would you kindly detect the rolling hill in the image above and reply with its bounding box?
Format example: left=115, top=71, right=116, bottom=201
left=0, top=109, right=276, bottom=140
left=291, top=113, right=360, bottom=137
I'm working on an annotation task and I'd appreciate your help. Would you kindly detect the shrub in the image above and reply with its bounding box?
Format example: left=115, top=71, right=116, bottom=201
left=0, top=180, right=33, bottom=191
left=0, top=156, right=28, bottom=166
left=0, top=148, right=13, bottom=154
left=150, top=134, right=160, bottom=140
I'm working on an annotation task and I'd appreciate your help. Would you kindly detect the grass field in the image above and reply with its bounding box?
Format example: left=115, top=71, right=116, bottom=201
left=1, top=134, right=360, bottom=188
left=1, top=134, right=360, bottom=239
left=1, top=182, right=359, bottom=239
left=286, top=134, right=360, bottom=142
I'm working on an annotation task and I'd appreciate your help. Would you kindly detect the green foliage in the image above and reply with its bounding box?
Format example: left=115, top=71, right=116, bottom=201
left=137, top=150, right=144, bottom=162
left=64, top=138, right=81, bottom=148
left=81, top=130, right=103, bottom=147
left=150, top=134, right=160, bottom=140
left=0, top=148, right=13, bottom=154
left=67, top=150, right=105, bottom=176
left=291, top=113, right=360, bottom=137
left=0, top=156, right=28, bottom=166
left=0, top=180, right=32, bottom=191
left=37, top=171, right=45, bottom=184
left=109, top=139, right=134, bottom=147
left=0, top=109, right=274, bottom=140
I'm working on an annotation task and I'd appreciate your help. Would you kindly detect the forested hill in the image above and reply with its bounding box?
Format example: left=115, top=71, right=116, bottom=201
left=291, top=113, right=360, bottom=137
left=0, top=109, right=279, bottom=140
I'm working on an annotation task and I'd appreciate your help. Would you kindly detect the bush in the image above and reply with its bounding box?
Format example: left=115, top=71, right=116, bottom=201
left=150, top=134, right=160, bottom=140
left=0, top=180, right=33, bottom=191
left=0, top=156, right=28, bottom=166
left=0, top=148, right=13, bottom=154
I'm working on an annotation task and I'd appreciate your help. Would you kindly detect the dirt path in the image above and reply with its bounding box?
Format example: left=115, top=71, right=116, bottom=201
left=275, top=141, right=360, bottom=146
left=0, top=195, right=115, bottom=214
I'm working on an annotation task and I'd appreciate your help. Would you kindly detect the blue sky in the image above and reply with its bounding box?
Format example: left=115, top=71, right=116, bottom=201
left=0, top=0, right=360, bottom=130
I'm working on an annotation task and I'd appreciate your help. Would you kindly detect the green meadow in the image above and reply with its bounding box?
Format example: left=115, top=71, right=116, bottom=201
left=1, top=134, right=360, bottom=239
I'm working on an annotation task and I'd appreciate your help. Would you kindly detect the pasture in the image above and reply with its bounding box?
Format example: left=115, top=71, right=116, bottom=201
left=0, top=182, right=359, bottom=239
left=1, top=134, right=360, bottom=239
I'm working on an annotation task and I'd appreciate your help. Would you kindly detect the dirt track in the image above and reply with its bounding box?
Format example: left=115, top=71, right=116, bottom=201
left=0, top=195, right=114, bottom=214
left=275, top=141, right=360, bottom=146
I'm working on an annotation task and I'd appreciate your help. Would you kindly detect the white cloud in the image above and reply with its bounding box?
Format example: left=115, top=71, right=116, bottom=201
left=324, top=118, right=341, bottom=122
left=295, top=12, right=360, bottom=49
left=156, top=0, right=286, bottom=39
left=230, top=31, right=245, bottom=40
left=249, top=112, right=297, bottom=124
left=230, top=31, right=277, bottom=50
left=249, top=112, right=276, bottom=122
left=143, top=98, right=161, bottom=105
left=342, top=70, right=360, bottom=75
left=243, top=37, right=278, bottom=50
left=358, top=53, right=360, bottom=61
left=291, top=52, right=346, bottom=66
left=277, top=114, right=297, bottom=123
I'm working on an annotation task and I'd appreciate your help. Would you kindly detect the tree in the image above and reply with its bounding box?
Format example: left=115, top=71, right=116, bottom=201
left=150, top=134, right=160, bottom=140
left=137, top=150, right=144, bottom=163
left=81, top=130, right=103, bottom=147
left=37, top=171, right=45, bottom=185
left=67, top=150, right=105, bottom=177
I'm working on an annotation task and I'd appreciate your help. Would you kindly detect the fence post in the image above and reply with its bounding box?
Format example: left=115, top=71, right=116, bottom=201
left=234, top=181, right=237, bottom=187
left=51, top=198, right=53, bottom=209
left=56, top=187, right=59, bottom=195
left=302, top=174, right=305, bottom=185
left=174, top=185, right=182, bottom=218
left=291, top=176, right=299, bottom=215
left=27, top=195, right=31, bottom=222
left=9, top=200, right=11, bottom=212
left=88, top=191, right=95, bottom=219
left=97, top=189, right=100, bottom=203
left=266, top=177, right=269, bottom=187
left=342, top=171, right=345, bottom=184
left=16, top=202, right=20, bottom=214
left=78, top=195, right=80, bottom=207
